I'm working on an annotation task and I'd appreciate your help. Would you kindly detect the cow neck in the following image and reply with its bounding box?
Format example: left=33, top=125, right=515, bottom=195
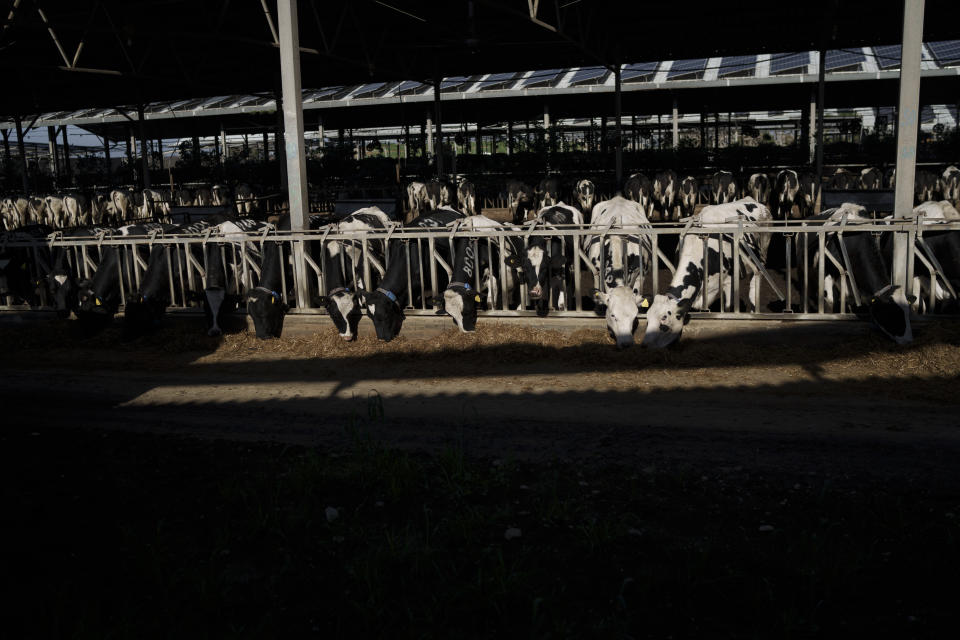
left=377, top=242, right=410, bottom=301
left=140, top=243, right=170, bottom=299
left=449, top=237, right=476, bottom=288
left=91, top=246, right=120, bottom=297
left=322, top=246, right=346, bottom=292
left=258, top=240, right=284, bottom=294
left=839, top=232, right=889, bottom=297
left=204, top=242, right=226, bottom=289
left=664, top=236, right=704, bottom=303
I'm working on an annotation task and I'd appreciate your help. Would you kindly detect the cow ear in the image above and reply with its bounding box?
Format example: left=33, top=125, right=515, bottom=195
left=504, top=254, right=523, bottom=268
left=592, top=288, right=608, bottom=306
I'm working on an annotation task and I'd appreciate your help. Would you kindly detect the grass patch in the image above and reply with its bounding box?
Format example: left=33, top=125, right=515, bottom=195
left=4, top=420, right=958, bottom=638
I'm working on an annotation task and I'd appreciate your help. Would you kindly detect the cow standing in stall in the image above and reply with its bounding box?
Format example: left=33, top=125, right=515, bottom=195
left=624, top=173, right=653, bottom=217
left=457, top=181, right=478, bottom=216
left=507, top=180, right=535, bottom=224
left=679, top=177, right=698, bottom=218
left=536, top=177, right=562, bottom=210
left=746, top=173, right=771, bottom=208
left=860, top=167, right=883, bottom=190
left=519, top=203, right=583, bottom=316
left=711, top=171, right=737, bottom=205
left=653, top=171, right=680, bottom=222
left=572, top=179, right=597, bottom=223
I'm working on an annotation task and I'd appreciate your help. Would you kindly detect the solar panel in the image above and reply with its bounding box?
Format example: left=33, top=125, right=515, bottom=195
left=394, top=80, right=426, bottom=95
left=928, top=40, right=960, bottom=66
left=921, top=106, right=935, bottom=123
left=441, top=76, right=471, bottom=91
left=718, top=55, right=756, bottom=77
left=667, top=58, right=707, bottom=79
left=519, top=69, right=564, bottom=88
left=351, top=83, right=386, bottom=98
left=621, top=62, right=658, bottom=82
left=477, top=72, right=518, bottom=90
left=825, top=49, right=865, bottom=71
left=872, top=45, right=902, bottom=69
left=306, top=87, right=342, bottom=101
left=569, top=67, right=607, bottom=85
left=770, top=52, right=810, bottom=74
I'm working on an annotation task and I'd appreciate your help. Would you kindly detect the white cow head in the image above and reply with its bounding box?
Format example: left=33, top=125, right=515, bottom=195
left=593, top=285, right=650, bottom=348
left=642, top=294, right=692, bottom=348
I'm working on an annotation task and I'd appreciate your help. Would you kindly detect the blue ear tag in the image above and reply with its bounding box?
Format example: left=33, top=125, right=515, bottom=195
left=383, top=290, right=397, bottom=303
left=463, top=282, right=471, bottom=290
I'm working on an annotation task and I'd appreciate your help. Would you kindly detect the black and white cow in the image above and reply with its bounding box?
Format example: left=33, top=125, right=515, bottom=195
left=679, top=176, right=698, bottom=218
left=317, top=206, right=393, bottom=341
left=536, top=177, right=562, bottom=210
left=235, top=183, right=256, bottom=216
left=653, top=171, right=679, bottom=222
left=211, top=184, right=232, bottom=207
left=45, top=227, right=111, bottom=318
left=711, top=171, right=737, bottom=205
left=193, top=186, right=214, bottom=207
left=860, top=167, right=883, bottom=190
left=904, top=201, right=960, bottom=311
left=457, top=180, right=478, bottom=216
left=830, top=168, right=857, bottom=190
left=507, top=180, right=535, bottom=224
left=746, top=173, right=771, bottom=207
left=246, top=236, right=290, bottom=340
left=359, top=207, right=465, bottom=341
left=624, top=173, right=653, bottom=217
left=520, top=203, right=583, bottom=316
left=586, top=197, right=651, bottom=348
left=122, top=219, right=220, bottom=338
left=407, top=181, right=428, bottom=217
left=435, top=215, right=523, bottom=331
left=573, top=179, right=597, bottom=223
left=0, top=224, right=52, bottom=305
left=940, top=166, right=959, bottom=205
left=425, top=180, right=455, bottom=210
left=201, top=218, right=272, bottom=336
left=773, top=170, right=800, bottom=219
left=800, top=206, right=913, bottom=344
left=44, top=196, right=67, bottom=228
left=916, top=170, right=938, bottom=204
left=643, top=198, right=772, bottom=348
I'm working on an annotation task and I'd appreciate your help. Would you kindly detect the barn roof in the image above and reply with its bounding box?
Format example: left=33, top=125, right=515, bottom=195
left=1, top=0, right=958, bottom=118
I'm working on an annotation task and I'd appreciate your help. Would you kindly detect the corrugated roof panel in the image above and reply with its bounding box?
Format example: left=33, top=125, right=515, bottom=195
left=351, top=82, right=386, bottom=98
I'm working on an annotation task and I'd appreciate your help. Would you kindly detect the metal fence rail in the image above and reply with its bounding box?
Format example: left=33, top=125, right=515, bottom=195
left=3, top=218, right=959, bottom=320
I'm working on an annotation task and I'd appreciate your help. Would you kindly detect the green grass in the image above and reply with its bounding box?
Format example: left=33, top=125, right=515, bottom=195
left=3, top=417, right=958, bottom=638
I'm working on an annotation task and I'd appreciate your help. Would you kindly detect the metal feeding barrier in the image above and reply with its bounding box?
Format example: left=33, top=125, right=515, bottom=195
left=2, top=215, right=959, bottom=320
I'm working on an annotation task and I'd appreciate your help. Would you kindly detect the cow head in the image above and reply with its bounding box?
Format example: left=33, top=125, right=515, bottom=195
left=641, top=293, right=692, bottom=348
left=45, top=270, right=78, bottom=318
left=867, top=285, right=913, bottom=345
left=200, top=287, right=241, bottom=336
left=593, top=286, right=651, bottom=348
left=246, top=287, right=289, bottom=339
left=522, top=237, right=565, bottom=301
left=75, top=285, right=116, bottom=333
left=360, top=287, right=405, bottom=341
left=575, top=180, right=596, bottom=218
left=439, top=283, right=482, bottom=332
left=317, top=287, right=362, bottom=341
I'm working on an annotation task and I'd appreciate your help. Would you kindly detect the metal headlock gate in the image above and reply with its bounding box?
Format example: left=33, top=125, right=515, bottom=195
left=2, top=216, right=959, bottom=320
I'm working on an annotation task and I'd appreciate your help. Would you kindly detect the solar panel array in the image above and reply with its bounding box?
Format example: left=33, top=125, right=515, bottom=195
left=718, top=55, right=757, bottom=77
left=441, top=76, right=473, bottom=91
left=569, top=67, right=608, bottom=85
left=667, top=58, right=707, bottom=79
left=927, top=40, right=960, bottom=66
left=476, top=72, right=518, bottom=90
left=351, top=82, right=386, bottom=99
left=621, top=62, right=659, bottom=82
left=770, top=52, right=810, bottom=74
left=825, top=49, right=866, bottom=71
left=872, top=44, right=902, bottom=69
left=519, top=69, right=564, bottom=88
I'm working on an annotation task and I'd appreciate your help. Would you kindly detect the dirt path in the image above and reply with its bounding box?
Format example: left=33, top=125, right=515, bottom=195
left=4, top=318, right=960, bottom=486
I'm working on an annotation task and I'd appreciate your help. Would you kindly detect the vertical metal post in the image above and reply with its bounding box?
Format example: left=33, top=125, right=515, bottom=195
left=47, top=126, right=60, bottom=186
left=892, top=0, right=924, bottom=309
left=219, top=123, right=227, bottom=165
left=103, top=135, right=111, bottom=178
left=61, top=125, right=71, bottom=185
left=543, top=103, right=551, bottom=172
left=277, top=0, right=310, bottom=310
left=614, top=64, right=623, bottom=190
left=425, top=112, right=433, bottom=161
left=137, top=106, right=151, bottom=188
left=1, top=129, right=10, bottom=167
left=507, top=121, right=514, bottom=155
left=14, top=116, right=29, bottom=194
left=433, top=75, right=443, bottom=178
left=815, top=48, right=826, bottom=191
left=317, top=115, right=324, bottom=158
left=260, top=131, right=268, bottom=163
left=672, top=97, right=679, bottom=149
left=808, top=88, right=816, bottom=164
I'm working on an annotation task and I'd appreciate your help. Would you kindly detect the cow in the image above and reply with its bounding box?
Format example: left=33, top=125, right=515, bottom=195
left=797, top=172, right=819, bottom=219
left=45, top=227, right=112, bottom=318
left=506, top=180, right=535, bottom=224
left=536, top=177, right=562, bottom=210
left=1, top=197, right=39, bottom=229
left=799, top=206, right=913, bottom=344
left=110, top=189, right=135, bottom=223
left=89, top=193, right=113, bottom=226
left=0, top=224, right=53, bottom=305
left=520, top=203, right=583, bottom=316
left=679, top=176, right=698, bottom=218
left=653, top=171, right=680, bottom=222
left=914, top=200, right=960, bottom=221
left=211, top=184, right=232, bottom=207
left=424, top=180, right=454, bottom=210
left=141, top=188, right=172, bottom=222
left=830, top=168, right=857, bottom=190
left=359, top=207, right=465, bottom=341
left=860, top=167, right=883, bottom=190
left=234, top=183, right=256, bottom=216
left=457, top=180, right=478, bottom=216
left=44, top=196, right=67, bottom=228
left=746, top=173, right=771, bottom=208
left=63, top=193, right=90, bottom=227
left=175, top=187, right=194, bottom=207
left=643, top=198, right=772, bottom=348
left=916, top=170, right=938, bottom=204
left=407, top=181, right=428, bottom=218
left=624, top=173, right=653, bottom=217
left=904, top=207, right=960, bottom=312
left=200, top=218, right=273, bottom=336
left=317, top=206, right=393, bottom=341
left=122, top=218, right=220, bottom=338
left=711, top=171, right=737, bottom=205
left=572, top=179, right=597, bottom=223
left=940, top=166, right=960, bottom=205
left=246, top=235, right=290, bottom=339
left=883, top=167, right=897, bottom=190
left=434, top=215, right=523, bottom=331
left=193, top=186, right=214, bottom=207
left=773, top=170, right=800, bottom=220
left=75, top=244, right=122, bottom=333
left=585, top=196, right=651, bottom=348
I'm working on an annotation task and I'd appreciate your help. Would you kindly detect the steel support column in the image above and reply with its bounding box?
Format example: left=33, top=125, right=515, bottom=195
left=614, top=64, right=622, bottom=189
left=892, top=0, right=925, bottom=319
left=433, top=76, right=443, bottom=178
left=2, top=129, right=10, bottom=167
left=47, top=126, right=60, bottom=186
left=61, top=126, right=71, bottom=184
left=137, top=106, right=151, bottom=188
left=808, top=88, right=816, bottom=164
left=425, top=112, right=433, bottom=161
left=317, top=115, right=324, bottom=158
left=103, top=135, right=111, bottom=177
left=14, top=116, right=29, bottom=194
left=277, top=0, right=310, bottom=309
left=672, top=97, right=679, bottom=148
left=815, top=48, right=826, bottom=191
left=219, top=124, right=227, bottom=165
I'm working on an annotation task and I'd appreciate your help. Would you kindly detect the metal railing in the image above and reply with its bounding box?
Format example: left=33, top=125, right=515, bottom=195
left=3, top=216, right=959, bottom=320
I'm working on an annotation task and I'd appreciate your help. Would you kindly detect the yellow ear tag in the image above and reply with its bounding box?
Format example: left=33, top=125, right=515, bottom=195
left=640, top=298, right=650, bottom=308
left=474, top=295, right=481, bottom=303
left=870, top=297, right=876, bottom=304
left=94, top=297, right=102, bottom=306
left=271, top=296, right=277, bottom=304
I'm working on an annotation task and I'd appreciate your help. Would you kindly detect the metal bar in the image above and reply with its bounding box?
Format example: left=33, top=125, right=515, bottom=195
left=802, top=225, right=809, bottom=313
left=361, top=237, right=372, bottom=291
left=785, top=235, right=792, bottom=311
left=701, top=236, right=709, bottom=310
left=417, top=239, right=426, bottom=309
left=817, top=230, right=825, bottom=313
left=428, top=236, right=440, bottom=304
left=652, top=233, right=659, bottom=293
left=499, top=234, right=509, bottom=311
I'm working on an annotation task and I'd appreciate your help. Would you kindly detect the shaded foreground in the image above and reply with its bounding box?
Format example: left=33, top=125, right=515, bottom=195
left=2, top=319, right=960, bottom=636
left=3, top=423, right=959, bottom=638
